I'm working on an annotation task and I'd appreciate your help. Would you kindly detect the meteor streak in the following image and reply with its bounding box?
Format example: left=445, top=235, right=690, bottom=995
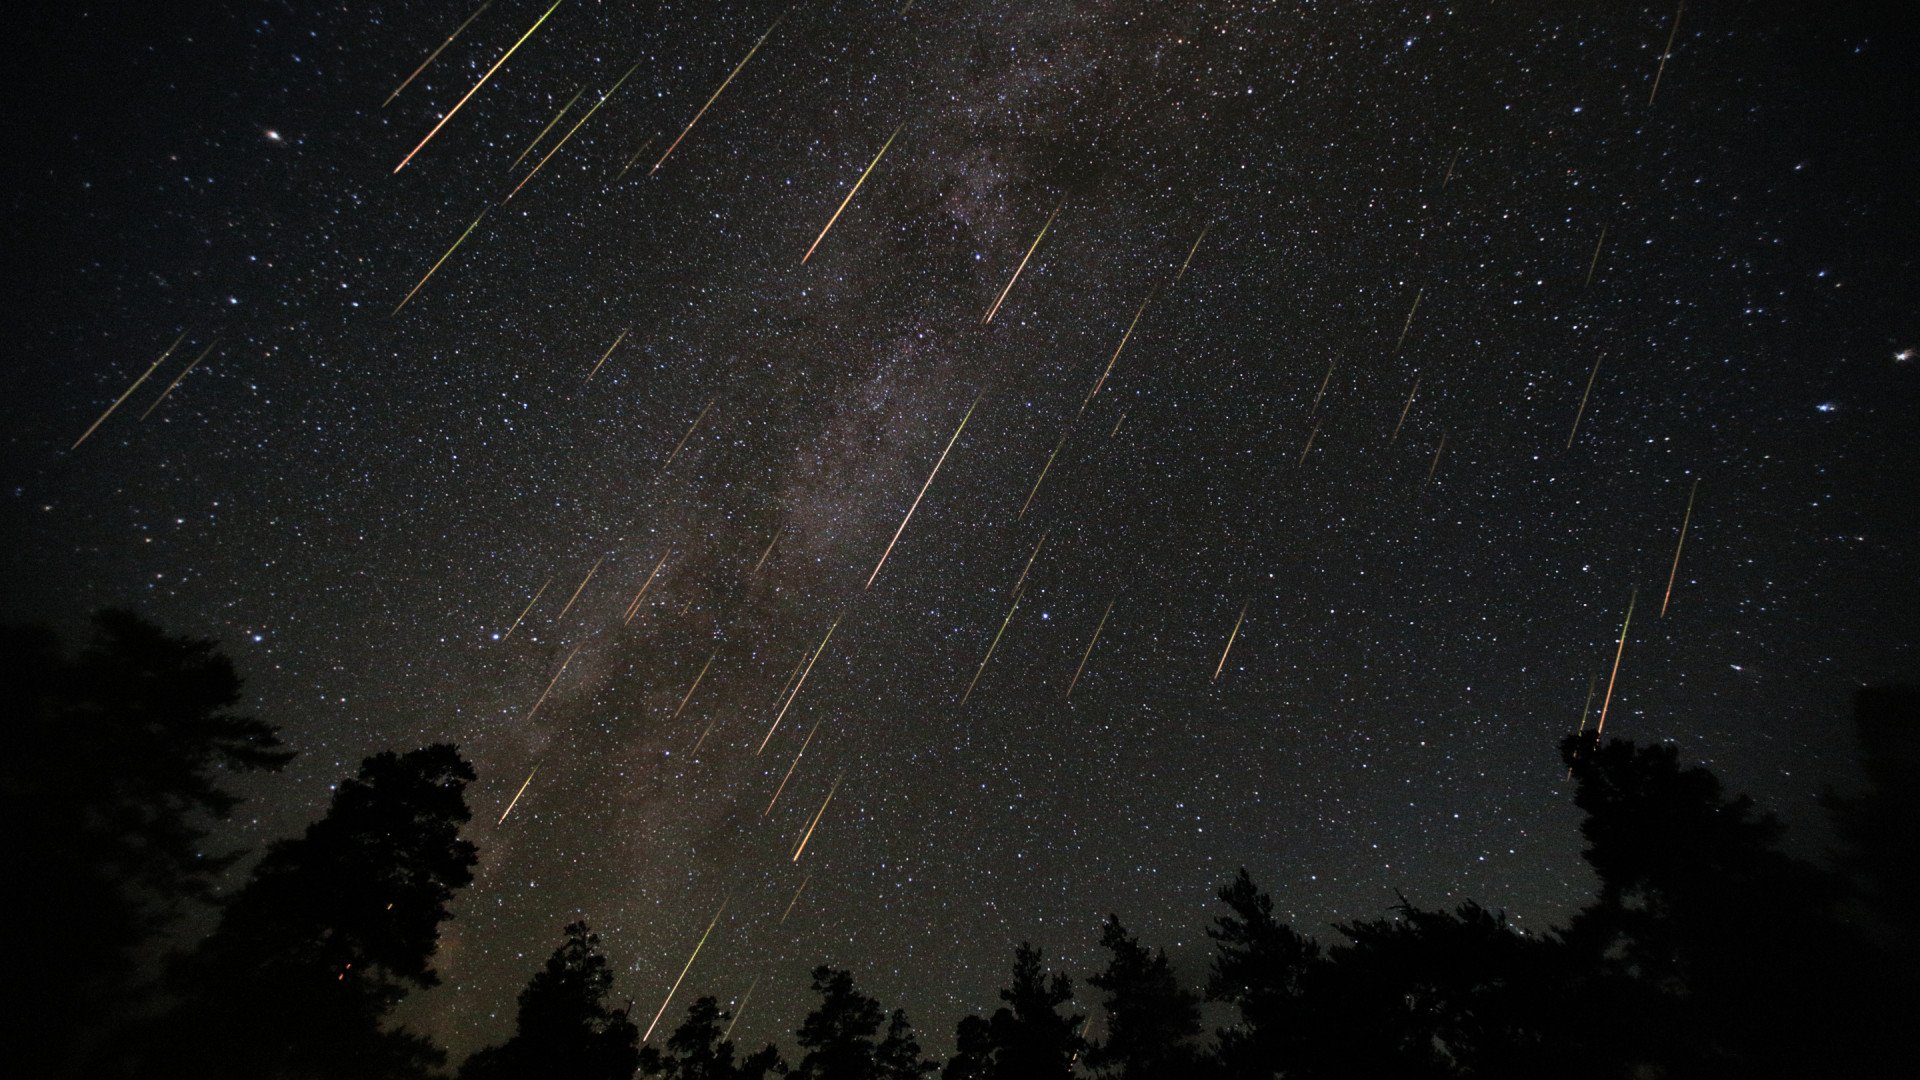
left=765, top=717, right=822, bottom=816
left=554, top=556, right=603, bottom=623
left=509, top=84, right=585, bottom=170
left=663, top=400, right=715, bottom=469
left=1213, top=601, right=1248, bottom=683
left=74, top=332, right=185, bottom=449
left=139, top=339, right=217, bottom=420
left=1065, top=599, right=1114, bottom=700
left=1566, top=353, right=1604, bottom=449
left=644, top=897, right=730, bottom=1044
left=623, top=550, right=671, bottom=624
left=724, top=976, right=759, bottom=1039
left=1298, top=419, right=1322, bottom=464
left=497, top=761, right=539, bottom=825
left=1084, top=288, right=1154, bottom=403
left=792, top=775, right=842, bottom=862
left=505, top=62, right=640, bottom=202
left=1441, top=146, right=1462, bottom=189
left=1311, top=361, right=1334, bottom=414
left=984, top=201, right=1063, bottom=324
left=780, top=875, right=810, bottom=923
left=866, top=392, right=981, bottom=589
left=525, top=641, right=585, bottom=722
left=752, top=528, right=781, bottom=573
left=652, top=12, right=787, bottom=176
left=1017, top=431, right=1068, bottom=520
left=1427, top=433, right=1447, bottom=480
left=760, top=615, right=841, bottom=752
left=1660, top=478, right=1700, bottom=617
left=502, top=576, right=552, bottom=639
left=1393, top=288, right=1423, bottom=354
left=613, top=137, right=657, bottom=183
left=672, top=651, right=717, bottom=721
left=1584, top=224, right=1607, bottom=288
left=1109, top=410, right=1128, bottom=437
left=584, top=329, right=630, bottom=383
left=1174, top=223, right=1210, bottom=283
left=1389, top=376, right=1420, bottom=444
left=394, top=0, right=565, bottom=173
left=1568, top=674, right=1599, bottom=779
left=1594, top=588, right=1637, bottom=737
left=384, top=1, right=492, bottom=108
left=1648, top=1, right=1685, bottom=106
left=393, top=207, right=488, bottom=315
left=803, top=122, right=904, bottom=263
left=962, top=535, right=1046, bottom=705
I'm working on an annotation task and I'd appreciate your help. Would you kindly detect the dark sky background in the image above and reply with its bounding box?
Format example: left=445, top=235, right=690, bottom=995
left=4, top=0, right=1917, bottom=1061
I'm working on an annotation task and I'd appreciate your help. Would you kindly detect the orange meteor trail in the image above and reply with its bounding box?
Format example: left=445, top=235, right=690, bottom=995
left=1584, top=224, right=1607, bottom=288
left=1660, top=478, right=1701, bottom=617
left=395, top=0, right=565, bottom=173
left=1393, top=288, right=1423, bottom=354
left=866, top=392, right=981, bottom=589
left=792, top=775, right=842, bottom=862
left=1427, top=433, right=1447, bottom=480
left=74, top=332, right=185, bottom=450
left=384, top=1, right=493, bottom=108
left=672, top=651, right=717, bottom=721
left=623, top=550, right=671, bottom=624
left=505, top=61, right=640, bottom=202
left=584, top=329, right=629, bottom=383
left=765, top=717, right=822, bottom=816
left=984, top=201, right=1063, bottom=323
left=644, top=898, right=730, bottom=1044
left=1389, top=376, right=1420, bottom=444
left=1110, top=410, right=1128, bottom=437
left=652, top=12, right=787, bottom=176
left=1567, top=353, right=1604, bottom=449
left=554, top=556, right=603, bottom=623
left=760, top=616, right=841, bottom=752
left=1299, top=419, right=1322, bottom=465
left=525, top=641, right=584, bottom=721
left=140, top=339, right=217, bottom=420
left=962, top=534, right=1046, bottom=706
left=1175, top=222, right=1210, bottom=283
left=393, top=207, right=488, bottom=315
left=1594, top=588, right=1638, bottom=737
left=780, top=875, right=811, bottom=923
left=663, top=400, right=716, bottom=469
left=502, top=576, right=552, bottom=639
left=1065, top=599, right=1114, bottom=701
left=752, top=528, right=781, bottom=573
left=1018, top=431, right=1068, bottom=520
left=1649, top=1, right=1685, bottom=106
left=804, top=122, right=905, bottom=263
left=497, top=760, right=539, bottom=825
left=1213, top=601, right=1248, bottom=683
left=509, top=84, right=585, bottom=170
left=1084, top=288, right=1154, bottom=404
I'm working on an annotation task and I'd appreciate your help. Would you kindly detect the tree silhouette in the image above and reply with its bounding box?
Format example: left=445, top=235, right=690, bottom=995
left=1828, top=687, right=1920, bottom=967
left=1085, top=915, right=1201, bottom=1080
left=156, top=743, right=478, bottom=1079
left=637, top=995, right=783, bottom=1079
left=0, top=610, right=291, bottom=1077
left=940, top=942, right=1082, bottom=1080
left=1205, top=868, right=1322, bottom=1079
left=462, top=921, right=643, bottom=1080
left=793, top=967, right=935, bottom=1080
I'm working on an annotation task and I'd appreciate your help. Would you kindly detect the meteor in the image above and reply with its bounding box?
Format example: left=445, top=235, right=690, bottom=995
left=1310, top=360, right=1334, bottom=414
left=1174, top=223, right=1210, bottom=283
left=505, top=61, right=640, bottom=203
left=393, top=207, right=488, bottom=315
left=663, top=400, right=716, bottom=470
left=1568, top=674, right=1599, bottom=779
left=1110, top=410, right=1128, bottom=437
left=1584, top=224, right=1607, bottom=288
left=1648, top=1, right=1685, bottom=106
left=962, top=534, right=1046, bottom=706
left=623, top=550, right=671, bottom=624
left=760, top=615, right=841, bottom=752
left=1594, top=588, right=1638, bottom=737
left=384, top=1, right=493, bottom=108
left=644, top=897, right=731, bottom=1043
left=1440, top=146, right=1462, bottom=189
left=1660, top=478, right=1701, bottom=617
left=502, top=575, right=553, bottom=640
left=780, top=875, right=810, bottom=923
left=497, top=760, right=540, bottom=826
left=74, top=332, right=186, bottom=449
left=1017, top=431, right=1068, bottom=520
left=1566, top=353, right=1604, bottom=449
left=1427, top=433, right=1447, bottom=481
left=509, top=84, right=586, bottom=171
left=752, top=527, right=781, bottom=573
left=866, top=392, right=981, bottom=589
left=1389, top=376, right=1420, bottom=445
left=1084, top=288, right=1154, bottom=404
left=554, top=556, right=604, bottom=623
left=792, top=775, right=843, bottom=862
left=395, top=0, right=566, bottom=173
left=652, top=12, right=787, bottom=176
left=1065, top=599, right=1114, bottom=701
left=984, top=201, right=1064, bottom=324
left=765, top=716, right=822, bottom=816
left=1392, top=288, right=1423, bottom=355
left=1298, top=419, right=1322, bottom=465
left=690, top=710, right=724, bottom=755
left=584, top=329, right=630, bottom=383
left=1213, top=601, right=1247, bottom=683
left=724, top=976, right=760, bottom=1039
left=525, top=641, right=585, bottom=722
left=612, top=137, right=657, bottom=183
left=803, top=122, right=905, bottom=263
left=139, top=339, right=217, bottom=420
left=672, top=651, right=717, bottom=721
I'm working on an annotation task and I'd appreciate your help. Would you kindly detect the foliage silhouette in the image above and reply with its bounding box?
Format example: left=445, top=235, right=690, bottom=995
left=941, top=942, right=1082, bottom=1080
left=792, top=966, right=936, bottom=1080
left=639, top=995, right=785, bottom=1080
left=462, top=921, right=642, bottom=1080
left=1084, top=915, right=1201, bottom=1080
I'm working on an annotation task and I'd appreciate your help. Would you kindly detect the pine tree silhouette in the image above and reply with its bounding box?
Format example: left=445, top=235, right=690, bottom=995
left=462, top=921, right=643, bottom=1080
left=940, top=943, right=1082, bottom=1080
left=1085, top=915, right=1201, bottom=1080
left=793, top=967, right=935, bottom=1080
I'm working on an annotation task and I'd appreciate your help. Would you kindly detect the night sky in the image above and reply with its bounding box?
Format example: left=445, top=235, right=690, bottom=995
left=5, top=0, right=1917, bottom=1060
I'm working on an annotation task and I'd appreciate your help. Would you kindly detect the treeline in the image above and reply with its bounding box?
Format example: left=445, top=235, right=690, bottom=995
left=4, top=612, right=1914, bottom=1080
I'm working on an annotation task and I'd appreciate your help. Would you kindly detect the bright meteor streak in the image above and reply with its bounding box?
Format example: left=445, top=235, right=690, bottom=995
left=393, top=207, right=488, bottom=315
left=1567, top=353, right=1604, bottom=449
left=140, top=339, right=217, bottom=420
left=792, top=775, right=843, bottom=862
left=984, top=201, right=1063, bottom=323
left=760, top=615, right=841, bottom=752
left=1085, top=288, right=1154, bottom=404
left=765, top=717, right=822, bottom=816
left=962, top=534, right=1046, bottom=706
left=554, top=556, right=603, bottom=623
left=644, top=898, right=730, bottom=1044
left=1175, top=222, right=1210, bottom=283
left=505, top=61, right=639, bottom=203
left=508, top=84, right=585, bottom=171
left=652, top=12, right=786, bottom=176
left=1389, top=376, right=1420, bottom=445
left=394, top=0, right=565, bottom=174
left=623, top=550, right=671, bottom=624
left=1018, top=431, right=1068, bottom=520
left=866, top=392, right=981, bottom=589
left=1393, top=287, right=1423, bottom=354
left=1584, top=224, right=1608, bottom=288
left=497, top=761, right=540, bottom=826
left=1660, top=478, right=1700, bottom=617
left=524, top=641, right=584, bottom=722
left=502, top=576, right=552, bottom=640
left=584, top=329, right=630, bottom=383
left=672, top=651, right=717, bottom=722
left=1065, top=599, right=1114, bottom=701
left=803, top=122, right=905, bottom=263
left=1648, top=1, right=1685, bottom=106
left=1213, top=601, right=1248, bottom=683
left=74, top=332, right=185, bottom=450
left=384, top=1, right=493, bottom=108
left=663, top=400, right=716, bottom=469
left=1594, top=588, right=1638, bottom=737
